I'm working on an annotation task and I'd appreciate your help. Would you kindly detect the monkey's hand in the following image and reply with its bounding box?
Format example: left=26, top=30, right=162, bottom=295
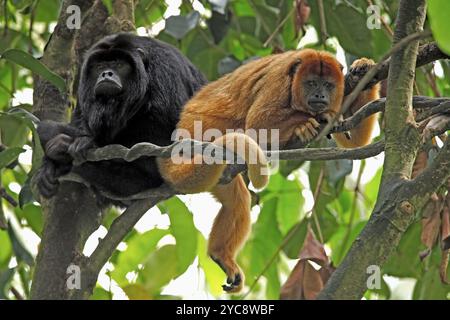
left=45, top=134, right=74, bottom=163
left=318, top=110, right=338, bottom=124
left=294, top=118, right=320, bottom=143
left=68, top=135, right=96, bottom=162
left=346, top=57, right=377, bottom=91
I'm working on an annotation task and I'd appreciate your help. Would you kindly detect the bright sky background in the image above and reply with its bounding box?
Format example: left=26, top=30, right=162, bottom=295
left=6, top=0, right=433, bottom=300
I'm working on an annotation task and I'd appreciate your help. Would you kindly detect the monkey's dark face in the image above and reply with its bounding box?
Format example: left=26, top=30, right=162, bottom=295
left=93, top=59, right=132, bottom=98
left=78, top=37, right=151, bottom=141
left=302, top=76, right=335, bottom=113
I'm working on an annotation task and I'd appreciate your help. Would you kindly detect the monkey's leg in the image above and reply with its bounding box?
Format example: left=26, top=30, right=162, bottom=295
left=208, top=175, right=251, bottom=293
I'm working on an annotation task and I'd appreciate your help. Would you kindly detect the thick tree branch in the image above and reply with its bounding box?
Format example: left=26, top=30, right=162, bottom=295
left=318, top=0, right=428, bottom=300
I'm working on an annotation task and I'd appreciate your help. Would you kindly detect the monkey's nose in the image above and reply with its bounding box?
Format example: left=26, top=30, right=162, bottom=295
left=101, top=70, right=114, bottom=78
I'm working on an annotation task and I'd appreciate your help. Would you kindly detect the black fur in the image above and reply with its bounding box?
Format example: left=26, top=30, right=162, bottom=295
left=36, top=33, right=206, bottom=207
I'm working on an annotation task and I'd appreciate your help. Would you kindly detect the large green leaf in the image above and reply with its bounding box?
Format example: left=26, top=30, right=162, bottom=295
left=0, top=230, right=12, bottom=269
left=160, top=197, right=198, bottom=275
left=198, top=234, right=224, bottom=296
left=0, top=49, right=66, bottom=92
left=140, top=245, right=179, bottom=294
left=7, top=222, right=34, bottom=266
left=164, top=11, right=200, bottom=40
left=111, top=228, right=169, bottom=286
left=308, top=1, right=373, bottom=57
left=245, top=198, right=283, bottom=299
left=0, top=147, right=24, bottom=169
left=428, top=0, right=450, bottom=55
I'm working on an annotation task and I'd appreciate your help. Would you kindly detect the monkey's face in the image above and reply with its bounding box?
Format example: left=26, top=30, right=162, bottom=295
left=302, top=76, right=336, bottom=113
left=93, top=59, right=132, bottom=98
left=78, top=36, right=151, bottom=140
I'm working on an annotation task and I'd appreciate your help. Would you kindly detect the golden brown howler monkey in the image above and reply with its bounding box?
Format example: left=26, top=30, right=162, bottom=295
left=157, top=49, right=380, bottom=293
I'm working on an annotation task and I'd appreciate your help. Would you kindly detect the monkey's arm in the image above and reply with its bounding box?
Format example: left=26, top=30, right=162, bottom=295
left=333, top=58, right=380, bottom=148
left=245, top=102, right=321, bottom=147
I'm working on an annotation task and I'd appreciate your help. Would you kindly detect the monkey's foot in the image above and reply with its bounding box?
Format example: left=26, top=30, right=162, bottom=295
left=294, top=118, right=320, bottom=142
left=35, top=163, right=59, bottom=198
left=210, top=255, right=244, bottom=293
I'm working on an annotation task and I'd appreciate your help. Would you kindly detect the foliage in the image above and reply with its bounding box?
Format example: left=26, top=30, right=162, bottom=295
left=0, top=0, right=449, bottom=300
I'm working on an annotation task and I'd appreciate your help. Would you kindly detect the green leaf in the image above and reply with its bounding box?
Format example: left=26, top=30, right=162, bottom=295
left=21, top=204, right=43, bottom=235
left=198, top=234, right=224, bottom=296
left=140, top=245, right=178, bottom=294
left=164, top=11, right=200, bottom=40
left=383, top=222, right=422, bottom=278
left=329, top=221, right=366, bottom=265
left=428, top=0, right=450, bottom=55
left=111, top=228, right=169, bottom=286
left=264, top=173, right=303, bottom=235
left=4, top=107, right=44, bottom=172
left=123, top=284, right=153, bottom=300
left=413, top=257, right=450, bottom=300
left=282, top=219, right=309, bottom=259
left=0, top=147, right=24, bottom=169
left=7, top=222, right=34, bottom=266
left=0, top=230, right=12, bottom=269
left=207, top=11, right=231, bottom=44
left=308, top=1, right=373, bottom=57
left=90, top=286, right=112, bottom=300
left=18, top=177, right=35, bottom=208
left=246, top=198, right=283, bottom=299
left=0, top=268, right=15, bottom=299
left=1, top=49, right=66, bottom=92
left=160, top=197, right=198, bottom=275
left=0, top=114, right=28, bottom=147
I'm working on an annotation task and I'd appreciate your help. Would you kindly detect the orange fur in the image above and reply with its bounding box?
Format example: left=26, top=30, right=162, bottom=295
left=157, top=49, right=378, bottom=292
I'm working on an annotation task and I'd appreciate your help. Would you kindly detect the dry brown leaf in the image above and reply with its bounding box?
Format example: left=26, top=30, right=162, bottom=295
left=302, top=261, right=324, bottom=300
left=280, top=227, right=334, bottom=300
left=442, top=204, right=450, bottom=250
left=420, top=194, right=444, bottom=260
left=280, top=260, right=305, bottom=300
left=299, top=227, right=328, bottom=265
left=412, top=150, right=428, bottom=178
left=294, top=0, right=311, bottom=34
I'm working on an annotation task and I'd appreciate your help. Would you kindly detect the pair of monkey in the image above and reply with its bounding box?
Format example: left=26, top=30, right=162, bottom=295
left=157, top=49, right=380, bottom=293
left=36, top=35, right=379, bottom=293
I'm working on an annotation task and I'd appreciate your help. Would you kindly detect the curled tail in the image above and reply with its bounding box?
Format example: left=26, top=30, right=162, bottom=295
left=157, top=132, right=269, bottom=193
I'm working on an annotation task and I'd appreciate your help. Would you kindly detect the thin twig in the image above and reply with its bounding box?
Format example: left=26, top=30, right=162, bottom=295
left=317, top=0, right=328, bottom=44
left=263, top=6, right=295, bottom=48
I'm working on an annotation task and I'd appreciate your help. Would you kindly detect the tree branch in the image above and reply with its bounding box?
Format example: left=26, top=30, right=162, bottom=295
left=344, top=42, right=450, bottom=95
left=318, top=0, right=429, bottom=300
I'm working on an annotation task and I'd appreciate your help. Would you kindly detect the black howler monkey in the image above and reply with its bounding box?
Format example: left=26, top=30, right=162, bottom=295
left=36, top=33, right=206, bottom=207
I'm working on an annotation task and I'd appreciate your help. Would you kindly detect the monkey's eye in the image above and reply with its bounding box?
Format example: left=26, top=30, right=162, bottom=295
left=324, top=82, right=335, bottom=90
left=306, top=80, right=317, bottom=88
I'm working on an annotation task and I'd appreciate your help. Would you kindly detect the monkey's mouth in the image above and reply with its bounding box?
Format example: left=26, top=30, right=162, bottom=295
left=308, top=102, right=328, bottom=112
left=95, top=79, right=123, bottom=97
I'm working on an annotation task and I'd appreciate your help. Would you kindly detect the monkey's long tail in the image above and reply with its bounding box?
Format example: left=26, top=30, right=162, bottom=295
left=157, top=132, right=269, bottom=193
